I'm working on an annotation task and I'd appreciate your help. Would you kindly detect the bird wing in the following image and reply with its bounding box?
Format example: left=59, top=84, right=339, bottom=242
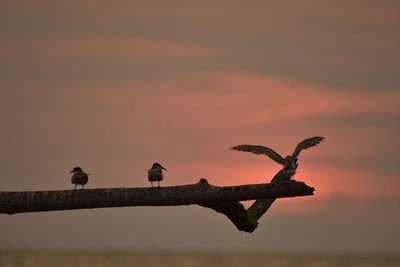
left=231, top=145, right=285, bottom=165
left=291, top=136, right=325, bottom=158
left=148, top=168, right=163, bottom=181
left=71, top=172, right=89, bottom=184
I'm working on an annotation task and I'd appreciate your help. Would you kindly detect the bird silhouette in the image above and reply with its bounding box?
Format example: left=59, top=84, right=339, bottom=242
left=231, top=136, right=325, bottom=168
left=148, top=163, right=167, bottom=187
left=70, top=167, right=89, bottom=190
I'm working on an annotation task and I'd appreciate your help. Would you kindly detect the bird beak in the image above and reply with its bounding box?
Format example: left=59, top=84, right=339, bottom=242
left=69, top=170, right=74, bottom=173
left=161, top=166, right=167, bottom=171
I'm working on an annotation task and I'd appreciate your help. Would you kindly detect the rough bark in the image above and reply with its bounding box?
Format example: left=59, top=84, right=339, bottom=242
left=0, top=178, right=312, bottom=216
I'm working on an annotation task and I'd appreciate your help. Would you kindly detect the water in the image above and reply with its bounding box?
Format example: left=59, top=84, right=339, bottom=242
left=0, top=251, right=399, bottom=267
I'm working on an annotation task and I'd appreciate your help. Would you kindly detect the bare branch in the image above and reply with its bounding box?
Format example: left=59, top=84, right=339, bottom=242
left=0, top=178, right=313, bottom=215
left=247, top=165, right=297, bottom=222
left=212, top=162, right=298, bottom=233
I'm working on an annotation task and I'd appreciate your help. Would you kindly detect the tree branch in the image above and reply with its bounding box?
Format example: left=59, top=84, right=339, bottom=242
left=207, top=161, right=299, bottom=233
left=0, top=178, right=313, bottom=215
left=247, top=165, right=297, bottom=222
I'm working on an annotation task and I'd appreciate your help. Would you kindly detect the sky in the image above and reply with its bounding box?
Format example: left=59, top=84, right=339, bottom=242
left=0, top=1, right=399, bottom=254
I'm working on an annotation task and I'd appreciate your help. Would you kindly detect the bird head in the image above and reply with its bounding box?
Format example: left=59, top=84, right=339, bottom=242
left=70, top=167, right=83, bottom=173
left=284, top=156, right=298, bottom=170
left=284, top=156, right=292, bottom=161
left=152, top=163, right=167, bottom=171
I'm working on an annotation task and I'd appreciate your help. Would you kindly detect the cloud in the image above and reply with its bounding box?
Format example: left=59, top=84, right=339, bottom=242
left=2, top=1, right=400, bottom=90
left=0, top=36, right=211, bottom=68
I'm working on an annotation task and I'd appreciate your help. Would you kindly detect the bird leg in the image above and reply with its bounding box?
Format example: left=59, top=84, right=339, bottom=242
left=74, top=184, right=77, bottom=190
left=158, top=181, right=160, bottom=187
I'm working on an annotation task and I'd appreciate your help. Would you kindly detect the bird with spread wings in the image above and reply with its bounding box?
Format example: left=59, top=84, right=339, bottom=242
left=231, top=136, right=325, bottom=168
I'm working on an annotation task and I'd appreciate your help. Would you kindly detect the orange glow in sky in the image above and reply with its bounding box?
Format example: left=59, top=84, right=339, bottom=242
left=0, top=1, right=399, bottom=254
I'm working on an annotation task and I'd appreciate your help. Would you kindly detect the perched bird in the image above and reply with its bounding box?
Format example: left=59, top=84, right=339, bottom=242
left=148, top=163, right=167, bottom=187
left=231, top=136, right=325, bottom=168
left=70, top=167, right=89, bottom=190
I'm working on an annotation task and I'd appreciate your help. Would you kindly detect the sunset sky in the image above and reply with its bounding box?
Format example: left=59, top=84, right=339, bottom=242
left=0, top=1, right=399, bottom=254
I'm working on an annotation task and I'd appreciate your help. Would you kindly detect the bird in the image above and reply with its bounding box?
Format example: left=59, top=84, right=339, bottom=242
left=231, top=136, right=325, bottom=168
left=70, top=167, right=90, bottom=190
left=147, top=163, right=167, bottom=187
